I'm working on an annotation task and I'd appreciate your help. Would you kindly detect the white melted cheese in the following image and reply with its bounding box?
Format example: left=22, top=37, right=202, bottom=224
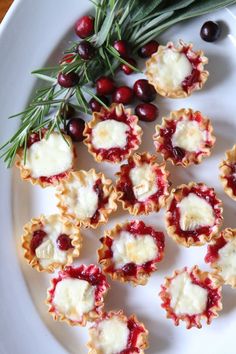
left=92, top=119, right=129, bottom=150
left=25, top=132, right=73, bottom=178
left=178, top=193, right=215, bottom=231
left=93, top=316, right=129, bottom=354
left=218, top=239, right=236, bottom=280
left=129, top=163, right=158, bottom=202
left=63, top=173, right=98, bottom=219
left=112, top=231, right=157, bottom=269
left=151, top=48, right=192, bottom=90
left=172, top=120, right=206, bottom=152
left=53, top=278, right=95, bottom=321
left=169, top=272, right=208, bottom=315
left=35, top=215, right=68, bottom=268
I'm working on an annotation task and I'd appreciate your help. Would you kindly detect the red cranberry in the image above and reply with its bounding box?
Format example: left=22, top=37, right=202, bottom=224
left=61, top=104, right=76, bottom=120
left=138, top=40, right=159, bottom=58
left=75, top=15, right=94, bottom=38
left=27, top=132, right=40, bottom=147
left=122, top=262, right=137, bottom=276
left=60, top=54, right=75, bottom=64
left=133, top=79, right=156, bottom=102
left=77, top=41, right=96, bottom=60
left=112, top=86, right=133, bottom=104
left=57, top=234, right=72, bottom=251
left=89, top=95, right=109, bottom=112
left=30, top=230, right=47, bottom=254
left=58, top=72, right=79, bottom=88
left=66, top=118, right=85, bottom=142
left=135, top=103, right=158, bottom=122
left=173, top=146, right=185, bottom=160
left=121, top=58, right=137, bottom=75
left=200, top=21, right=221, bottom=42
left=96, top=76, right=116, bottom=95
left=113, top=40, right=129, bottom=57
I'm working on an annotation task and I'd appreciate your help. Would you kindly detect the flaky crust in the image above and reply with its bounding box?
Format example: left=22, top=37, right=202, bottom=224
left=46, top=264, right=110, bottom=327
left=206, top=228, right=236, bottom=287
left=22, top=214, right=82, bottom=272
left=83, top=103, right=142, bottom=163
left=146, top=40, right=209, bottom=98
left=116, top=152, right=170, bottom=215
left=219, top=145, right=236, bottom=201
left=159, top=266, right=223, bottom=329
left=87, top=310, right=149, bottom=354
left=56, top=169, right=117, bottom=229
left=15, top=132, right=75, bottom=188
left=153, top=108, right=215, bottom=167
left=165, top=182, right=223, bottom=247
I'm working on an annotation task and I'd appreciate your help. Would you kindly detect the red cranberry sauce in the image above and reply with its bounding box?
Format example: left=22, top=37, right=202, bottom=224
left=205, top=236, right=227, bottom=263
left=88, top=106, right=140, bottom=162
left=27, top=130, right=46, bottom=148
left=30, top=229, right=47, bottom=254
left=116, top=155, right=167, bottom=211
left=100, top=221, right=165, bottom=277
left=39, top=171, right=68, bottom=184
left=120, top=318, right=146, bottom=354
left=90, top=179, right=109, bottom=225
left=225, top=163, right=236, bottom=196
left=157, top=112, right=211, bottom=162
left=56, top=234, right=73, bottom=251
left=168, top=185, right=221, bottom=241
left=180, top=45, right=202, bottom=93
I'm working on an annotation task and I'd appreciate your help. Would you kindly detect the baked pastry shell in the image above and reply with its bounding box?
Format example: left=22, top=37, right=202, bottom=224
left=219, top=144, right=236, bottom=201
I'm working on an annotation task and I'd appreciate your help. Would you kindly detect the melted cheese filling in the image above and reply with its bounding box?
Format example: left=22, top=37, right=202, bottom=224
left=218, top=239, right=236, bottom=280
left=93, top=316, right=129, bottom=354
left=25, top=132, right=73, bottom=178
left=62, top=173, right=99, bottom=219
left=35, top=215, right=69, bottom=268
left=92, top=119, right=129, bottom=150
left=172, top=120, right=206, bottom=152
left=129, top=163, right=158, bottom=202
left=169, top=272, right=208, bottom=315
left=151, top=48, right=192, bottom=90
left=112, top=231, right=157, bottom=269
left=178, top=193, right=215, bottom=231
left=53, top=278, right=95, bottom=321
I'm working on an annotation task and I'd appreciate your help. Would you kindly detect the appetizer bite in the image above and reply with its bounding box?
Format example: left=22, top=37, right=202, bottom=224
left=219, top=144, right=236, bottom=201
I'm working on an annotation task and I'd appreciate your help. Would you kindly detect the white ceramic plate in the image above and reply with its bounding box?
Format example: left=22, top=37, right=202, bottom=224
left=1, top=1, right=236, bottom=353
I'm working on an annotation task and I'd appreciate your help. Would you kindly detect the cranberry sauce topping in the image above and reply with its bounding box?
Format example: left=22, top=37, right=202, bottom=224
left=225, top=164, right=236, bottom=196
left=39, top=171, right=69, bottom=184
left=56, top=234, right=73, bottom=251
left=90, top=179, right=109, bottom=225
left=181, top=46, right=202, bottom=93
left=100, top=221, right=165, bottom=277
left=88, top=106, right=140, bottom=162
left=205, top=236, right=227, bottom=263
left=120, top=317, right=146, bottom=354
left=168, top=185, right=221, bottom=241
left=30, top=229, right=47, bottom=254
left=116, top=155, right=167, bottom=211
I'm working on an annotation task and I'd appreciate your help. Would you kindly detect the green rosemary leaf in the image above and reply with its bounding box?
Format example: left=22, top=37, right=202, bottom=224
left=75, top=86, right=89, bottom=114
left=82, top=86, right=109, bottom=110
left=107, top=46, right=142, bottom=73
left=95, top=1, right=118, bottom=46
left=33, top=73, right=57, bottom=83
left=31, top=65, right=61, bottom=75
left=132, top=0, right=163, bottom=22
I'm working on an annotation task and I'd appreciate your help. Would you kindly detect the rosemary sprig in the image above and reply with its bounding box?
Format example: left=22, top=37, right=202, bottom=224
left=1, top=0, right=236, bottom=167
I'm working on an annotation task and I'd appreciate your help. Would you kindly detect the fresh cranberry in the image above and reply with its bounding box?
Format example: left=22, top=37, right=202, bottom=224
left=61, top=104, right=76, bottom=120
left=74, top=15, right=95, bottom=38
left=30, top=230, right=47, bottom=254
left=133, top=79, right=156, bottom=102
left=138, top=40, right=159, bottom=58
left=200, top=21, right=221, bottom=42
left=112, top=86, right=133, bottom=104
left=135, top=103, right=158, bottom=122
left=77, top=40, right=96, bottom=60
left=60, top=54, right=75, bottom=64
left=58, top=72, right=79, bottom=88
left=96, top=76, right=116, bottom=95
left=57, top=234, right=72, bottom=251
left=121, top=58, right=137, bottom=75
left=27, top=132, right=40, bottom=147
left=89, top=95, right=109, bottom=112
left=66, top=118, right=85, bottom=142
left=173, top=146, right=185, bottom=160
left=113, top=40, right=129, bottom=57
left=122, top=262, right=136, bottom=276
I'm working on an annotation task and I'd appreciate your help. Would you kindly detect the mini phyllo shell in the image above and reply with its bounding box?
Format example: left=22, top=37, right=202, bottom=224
left=87, top=310, right=149, bottom=354
left=46, top=265, right=109, bottom=326
left=98, top=220, right=165, bottom=286
left=219, top=145, right=236, bottom=201
left=165, top=182, right=223, bottom=247
left=116, top=152, right=170, bottom=215
left=146, top=40, right=208, bottom=98
left=22, top=214, right=82, bottom=272
left=15, top=130, right=75, bottom=187
left=205, top=228, right=236, bottom=287
left=153, top=108, right=215, bottom=167
left=56, top=169, right=117, bottom=229
left=159, top=266, right=222, bottom=329
left=83, top=103, right=142, bottom=163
